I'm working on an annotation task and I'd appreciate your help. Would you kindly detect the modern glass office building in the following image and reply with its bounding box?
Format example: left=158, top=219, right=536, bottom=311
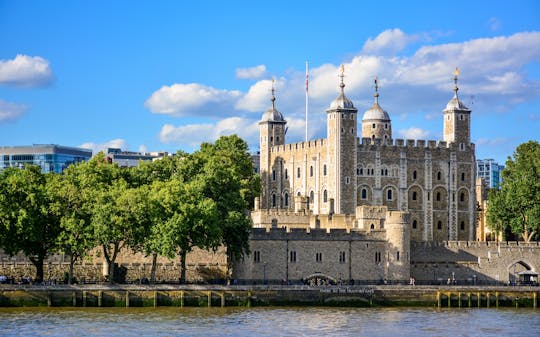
left=0, top=144, right=92, bottom=173
left=476, top=158, right=504, bottom=189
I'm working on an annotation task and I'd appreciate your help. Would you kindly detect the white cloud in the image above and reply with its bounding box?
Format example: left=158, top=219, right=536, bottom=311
left=236, top=65, right=267, bottom=79
left=0, top=99, right=27, bottom=122
left=159, top=117, right=259, bottom=147
left=80, top=138, right=128, bottom=155
left=144, top=83, right=242, bottom=117
left=361, top=29, right=419, bottom=56
left=147, top=30, right=540, bottom=149
left=0, top=54, right=53, bottom=87
left=398, top=127, right=430, bottom=140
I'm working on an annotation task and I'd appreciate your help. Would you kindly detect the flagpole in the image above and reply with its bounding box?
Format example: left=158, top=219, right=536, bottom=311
left=305, top=61, right=309, bottom=142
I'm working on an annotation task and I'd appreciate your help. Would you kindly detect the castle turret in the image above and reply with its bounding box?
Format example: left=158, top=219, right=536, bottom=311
left=362, top=77, right=392, bottom=141
left=326, top=65, right=358, bottom=215
left=443, top=68, right=471, bottom=146
left=385, top=211, right=411, bottom=283
left=259, top=82, right=286, bottom=209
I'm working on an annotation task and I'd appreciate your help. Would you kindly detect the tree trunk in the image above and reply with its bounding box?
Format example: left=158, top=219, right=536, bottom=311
left=69, top=257, right=75, bottom=285
left=103, top=244, right=115, bottom=284
left=30, top=256, right=45, bottom=284
left=150, top=252, right=157, bottom=284
left=179, top=250, right=187, bottom=284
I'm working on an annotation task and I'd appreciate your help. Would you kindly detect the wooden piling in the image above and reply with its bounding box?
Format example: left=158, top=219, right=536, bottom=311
left=207, top=291, right=211, bottom=307
left=47, top=292, right=52, bottom=307
left=153, top=291, right=158, bottom=308
left=220, top=292, right=225, bottom=308
left=486, top=292, right=490, bottom=308
left=125, top=291, right=130, bottom=307
left=98, top=291, right=102, bottom=307
left=83, top=291, right=87, bottom=307
left=180, top=290, right=184, bottom=308
left=437, top=291, right=441, bottom=308
left=72, top=291, right=77, bottom=307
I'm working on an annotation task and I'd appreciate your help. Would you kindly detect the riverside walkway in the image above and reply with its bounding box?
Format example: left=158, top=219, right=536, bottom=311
left=1, top=284, right=538, bottom=308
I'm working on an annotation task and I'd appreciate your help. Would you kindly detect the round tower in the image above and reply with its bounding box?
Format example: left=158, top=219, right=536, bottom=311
left=259, top=82, right=286, bottom=209
left=385, top=211, right=411, bottom=283
left=362, top=77, right=392, bottom=141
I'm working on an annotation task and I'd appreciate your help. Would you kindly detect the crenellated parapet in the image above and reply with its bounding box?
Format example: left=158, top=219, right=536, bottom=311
left=249, top=226, right=384, bottom=241
left=270, top=138, right=327, bottom=154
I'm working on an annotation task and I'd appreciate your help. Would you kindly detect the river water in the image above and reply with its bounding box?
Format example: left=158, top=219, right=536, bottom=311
left=1, top=307, right=539, bottom=336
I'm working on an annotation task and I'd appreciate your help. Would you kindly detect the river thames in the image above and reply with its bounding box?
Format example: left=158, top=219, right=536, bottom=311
left=1, top=306, right=539, bottom=336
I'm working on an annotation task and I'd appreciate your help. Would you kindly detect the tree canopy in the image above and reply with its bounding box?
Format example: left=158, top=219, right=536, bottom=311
left=487, top=140, right=540, bottom=241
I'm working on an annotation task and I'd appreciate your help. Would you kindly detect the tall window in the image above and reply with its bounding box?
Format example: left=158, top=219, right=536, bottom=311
left=272, top=170, right=276, bottom=181
left=412, top=220, right=417, bottom=229
left=284, top=193, right=289, bottom=207
left=339, top=251, right=346, bottom=263
left=284, top=168, right=288, bottom=180
left=437, top=172, right=441, bottom=180
left=310, top=166, right=313, bottom=177
left=309, top=191, right=314, bottom=204
left=412, top=191, right=417, bottom=201
left=460, top=192, right=465, bottom=202
left=290, top=251, right=297, bottom=263
left=437, top=221, right=442, bottom=230
left=361, top=188, right=367, bottom=199
left=253, top=251, right=261, bottom=263
left=387, top=189, right=393, bottom=201
left=413, top=170, right=417, bottom=180
left=323, top=190, right=328, bottom=202
left=271, top=193, right=276, bottom=207
left=315, top=252, right=323, bottom=263
left=297, top=167, right=301, bottom=178
left=460, top=221, right=465, bottom=231
left=323, top=165, right=327, bottom=176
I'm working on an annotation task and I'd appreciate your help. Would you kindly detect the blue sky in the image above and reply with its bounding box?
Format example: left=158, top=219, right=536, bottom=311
left=0, top=1, right=539, bottom=165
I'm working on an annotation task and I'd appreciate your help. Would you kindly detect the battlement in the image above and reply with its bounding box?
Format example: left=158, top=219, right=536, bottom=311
left=271, top=138, right=327, bottom=153
left=250, top=227, right=381, bottom=241
left=411, top=241, right=540, bottom=249
left=359, top=137, right=451, bottom=149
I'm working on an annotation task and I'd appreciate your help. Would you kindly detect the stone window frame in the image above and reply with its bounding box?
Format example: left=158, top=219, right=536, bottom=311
left=253, top=251, right=261, bottom=263
left=290, top=250, right=297, bottom=263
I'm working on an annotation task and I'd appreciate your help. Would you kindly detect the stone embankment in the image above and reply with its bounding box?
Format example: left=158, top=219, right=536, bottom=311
left=0, top=284, right=538, bottom=308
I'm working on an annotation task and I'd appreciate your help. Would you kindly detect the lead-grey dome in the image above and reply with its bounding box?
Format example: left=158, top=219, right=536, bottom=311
left=260, top=95, right=286, bottom=123
left=329, top=92, right=356, bottom=110
left=444, top=93, right=470, bottom=111
left=362, top=101, right=390, bottom=121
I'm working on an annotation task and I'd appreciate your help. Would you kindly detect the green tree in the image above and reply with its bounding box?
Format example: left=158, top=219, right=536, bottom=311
left=48, top=170, right=94, bottom=284
left=152, top=178, right=221, bottom=283
left=487, top=141, right=540, bottom=241
left=0, top=166, right=61, bottom=283
left=182, top=135, right=261, bottom=277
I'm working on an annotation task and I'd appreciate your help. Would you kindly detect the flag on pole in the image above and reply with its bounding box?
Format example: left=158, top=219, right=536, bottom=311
left=305, top=61, right=309, bottom=142
left=305, top=61, right=309, bottom=92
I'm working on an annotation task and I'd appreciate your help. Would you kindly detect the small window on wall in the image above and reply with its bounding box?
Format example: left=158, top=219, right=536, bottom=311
left=309, top=191, right=314, bottom=204
left=413, top=170, right=417, bottom=180
left=412, top=191, right=417, bottom=201
left=387, top=189, right=393, bottom=201
left=272, top=170, right=276, bottom=181
left=372, top=123, right=376, bottom=129
left=346, top=177, right=350, bottom=184
left=271, top=194, right=276, bottom=207
left=339, top=251, right=346, bottom=263
left=290, top=251, right=297, bottom=263
left=315, top=252, right=323, bottom=263
left=437, top=172, right=441, bottom=180
left=284, top=169, right=288, bottom=180
left=253, top=251, right=261, bottom=263
left=436, top=192, right=441, bottom=201
left=412, top=220, right=417, bottom=229
left=397, top=251, right=400, bottom=261
left=284, top=193, right=289, bottom=207
left=385, top=123, right=388, bottom=130
left=323, top=190, right=328, bottom=203
left=437, top=221, right=442, bottom=230
left=460, top=192, right=465, bottom=202
left=310, top=166, right=314, bottom=177
left=460, top=221, right=465, bottom=231
left=323, top=165, right=327, bottom=176
left=297, top=167, right=301, bottom=178
left=361, top=188, right=367, bottom=199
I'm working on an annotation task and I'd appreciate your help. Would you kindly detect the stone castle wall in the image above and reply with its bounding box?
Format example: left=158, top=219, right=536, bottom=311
left=411, top=241, right=540, bottom=285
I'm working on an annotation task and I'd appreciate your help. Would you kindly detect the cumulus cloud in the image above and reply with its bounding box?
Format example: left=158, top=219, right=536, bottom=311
left=80, top=138, right=128, bottom=155
left=236, top=65, right=267, bottom=79
left=147, top=30, right=540, bottom=149
left=145, top=83, right=242, bottom=117
left=159, top=117, right=259, bottom=147
left=0, top=54, right=53, bottom=87
left=0, top=99, right=27, bottom=123
left=361, top=29, right=420, bottom=56
left=398, top=127, right=430, bottom=140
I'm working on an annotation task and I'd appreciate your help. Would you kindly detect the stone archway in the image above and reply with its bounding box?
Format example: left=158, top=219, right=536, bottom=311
left=303, top=273, right=337, bottom=286
left=508, top=261, right=533, bottom=285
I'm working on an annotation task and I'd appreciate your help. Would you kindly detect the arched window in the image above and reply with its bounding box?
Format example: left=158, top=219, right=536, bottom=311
left=412, top=220, right=417, bottom=229
left=372, top=123, right=376, bottom=129
left=297, top=167, right=301, bottom=178
left=437, top=172, right=441, bottom=180
left=310, top=166, right=313, bottom=177
left=284, top=169, right=288, bottom=180
left=323, top=190, right=328, bottom=203
left=387, top=189, right=393, bottom=201
left=323, top=165, right=327, bottom=176
left=284, top=193, right=289, bottom=207
left=412, top=191, right=417, bottom=201
left=460, top=192, right=465, bottom=202
left=461, top=172, right=465, bottom=181
left=360, top=168, right=363, bottom=175
left=436, top=192, right=441, bottom=201
left=413, top=170, right=417, bottom=180
left=370, top=224, right=375, bottom=229
left=437, top=221, right=442, bottom=230
left=272, top=170, right=276, bottom=181
left=361, top=188, right=367, bottom=199
left=309, top=191, right=314, bottom=204
left=271, top=193, right=276, bottom=207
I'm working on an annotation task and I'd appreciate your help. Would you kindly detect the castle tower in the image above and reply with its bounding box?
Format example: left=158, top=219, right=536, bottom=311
left=385, top=211, right=411, bottom=282
left=259, top=82, right=286, bottom=209
left=326, top=65, right=358, bottom=214
left=362, top=77, right=392, bottom=141
left=443, top=68, right=471, bottom=146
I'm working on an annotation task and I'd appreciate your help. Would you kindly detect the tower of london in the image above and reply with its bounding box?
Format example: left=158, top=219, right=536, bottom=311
left=233, top=68, right=476, bottom=284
